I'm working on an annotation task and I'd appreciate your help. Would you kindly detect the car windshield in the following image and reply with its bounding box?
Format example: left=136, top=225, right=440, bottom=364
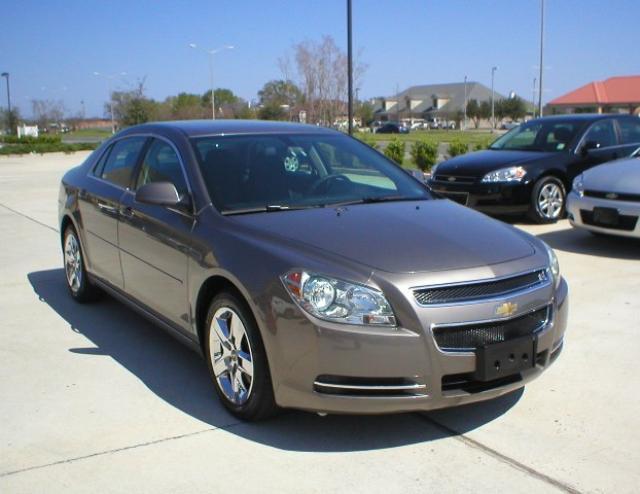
left=489, top=120, right=582, bottom=152
left=191, top=133, right=430, bottom=214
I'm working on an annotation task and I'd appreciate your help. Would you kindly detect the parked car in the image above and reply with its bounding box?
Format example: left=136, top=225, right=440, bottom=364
left=375, top=122, right=409, bottom=134
left=428, top=114, right=640, bottom=223
left=59, top=120, right=568, bottom=420
left=502, top=121, right=520, bottom=130
left=567, top=147, right=640, bottom=237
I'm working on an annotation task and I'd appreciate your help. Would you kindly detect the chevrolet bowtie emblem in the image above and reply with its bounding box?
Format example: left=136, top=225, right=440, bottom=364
left=605, top=192, right=618, bottom=200
left=448, top=176, right=456, bottom=182
left=495, top=302, right=518, bottom=317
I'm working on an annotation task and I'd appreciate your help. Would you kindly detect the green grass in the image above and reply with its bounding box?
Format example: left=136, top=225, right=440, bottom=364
left=64, top=128, right=112, bottom=139
left=0, top=142, right=99, bottom=155
left=363, top=130, right=499, bottom=146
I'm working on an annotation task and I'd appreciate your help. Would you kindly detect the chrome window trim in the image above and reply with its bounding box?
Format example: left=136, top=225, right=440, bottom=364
left=411, top=267, right=551, bottom=308
left=87, top=132, right=195, bottom=213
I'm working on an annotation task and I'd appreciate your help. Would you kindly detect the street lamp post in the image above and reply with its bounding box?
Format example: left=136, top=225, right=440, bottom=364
left=532, top=77, right=537, bottom=118
left=491, top=66, right=498, bottom=130
left=1, top=72, right=12, bottom=133
left=93, top=71, right=127, bottom=134
left=538, top=0, right=545, bottom=117
left=189, top=43, right=234, bottom=120
left=463, top=75, right=467, bottom=131
left=347, top=0, right=353, bottom=135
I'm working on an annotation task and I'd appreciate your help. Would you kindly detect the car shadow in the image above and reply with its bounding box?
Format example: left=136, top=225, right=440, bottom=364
left=537, top=227, right=640, bottom=260
left=28, top=268, right=523, bottom=453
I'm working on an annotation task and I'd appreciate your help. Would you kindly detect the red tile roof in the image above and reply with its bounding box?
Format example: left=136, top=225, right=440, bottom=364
left=549, top=76, right=640, bottom=106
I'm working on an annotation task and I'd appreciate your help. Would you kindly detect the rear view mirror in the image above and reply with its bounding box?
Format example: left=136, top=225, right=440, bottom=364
left=581, top=140, right=601, bottom=156
left=135, top=182, right=191, bottom=211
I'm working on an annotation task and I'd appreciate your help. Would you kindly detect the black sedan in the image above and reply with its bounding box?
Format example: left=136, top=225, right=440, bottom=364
left=428, top=114, right=640, bottom=222
left=375, top=122, right=409, bottom=134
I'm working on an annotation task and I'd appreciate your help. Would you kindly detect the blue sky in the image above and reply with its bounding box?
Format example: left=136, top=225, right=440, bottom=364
left=1, top=0, right=639, bottom=118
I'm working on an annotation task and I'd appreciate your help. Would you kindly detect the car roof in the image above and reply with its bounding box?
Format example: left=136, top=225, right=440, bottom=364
left=118, top=119, right=340, bottom=138
left=529, top=113, right=634, bottom=124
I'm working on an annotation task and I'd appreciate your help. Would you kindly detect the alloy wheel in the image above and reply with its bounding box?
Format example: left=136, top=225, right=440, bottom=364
left=64, top=232, right=83, bottom=293
left=209, top=307, right=255, bottom=405
left=537, top=182, right=564, bottom=220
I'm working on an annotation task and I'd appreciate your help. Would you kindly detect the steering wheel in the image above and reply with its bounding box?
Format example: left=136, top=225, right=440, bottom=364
left=309, top=174, right=351, bottom=195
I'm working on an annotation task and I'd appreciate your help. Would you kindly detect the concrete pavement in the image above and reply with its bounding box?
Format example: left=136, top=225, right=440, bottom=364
left=1, top=152, right=639, bottom=493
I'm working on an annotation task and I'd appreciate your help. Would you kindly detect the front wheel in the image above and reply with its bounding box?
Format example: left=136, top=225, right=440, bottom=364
left=204, top=293, right=277, bottom=421
left=528, top=176, right=566, bottom=224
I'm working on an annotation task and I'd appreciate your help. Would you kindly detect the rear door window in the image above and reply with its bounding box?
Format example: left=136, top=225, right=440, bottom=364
left=617, top=118, right=640, bottom=145
left=582, top=120, right=617, bottom=148
left=99, top=137, right=147, bottom=188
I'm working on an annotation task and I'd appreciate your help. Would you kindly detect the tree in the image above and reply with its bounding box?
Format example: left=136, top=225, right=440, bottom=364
left=258, top=104, right=287, bottom=121
left=357, top=101, right=374, bottom=127
left=466, top=99, right=481, bottom=128
left=0, top=107, right=20, bottom=134
left=291, top=35, right=367, bottom=125
left=497, top=96, right=527, bottom=120
left=479, top=100, right=492, bottom=123
left=108, top=78, right=156, bottom=127
left=169, top=92, right=205, bottom=120
left=258, top=79, right=303, bottom=108
left=31, top=99, right=65, bottom=128
left=201, top=88, right=239, bottom=116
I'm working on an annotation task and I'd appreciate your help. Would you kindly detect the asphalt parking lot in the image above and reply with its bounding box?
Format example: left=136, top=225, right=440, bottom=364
left=1, top=152, right=639, bottom=493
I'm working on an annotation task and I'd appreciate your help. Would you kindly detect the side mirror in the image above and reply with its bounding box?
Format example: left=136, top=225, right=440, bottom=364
left=135, top=182, right=191, bottom=212
left=581, top=140, right=601, bottom=156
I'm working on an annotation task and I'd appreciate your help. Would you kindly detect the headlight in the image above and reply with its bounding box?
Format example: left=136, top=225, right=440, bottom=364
left=541, top=241, right=561, bottom=289
left=281, top=271, right=396, bottom=326
left=572, top=174, right=584, bottom=197
left=481, top=166, right=527, bottom=183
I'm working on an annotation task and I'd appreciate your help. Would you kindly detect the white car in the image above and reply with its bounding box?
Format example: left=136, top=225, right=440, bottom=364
left=567, top=148, right=640, bottom=238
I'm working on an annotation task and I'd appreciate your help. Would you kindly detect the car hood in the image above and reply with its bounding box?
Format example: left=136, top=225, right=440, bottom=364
left=436, top=149, right=557, bottom=177
left=230, top=200, right=535, bottom=273
left=582, top=157, right=640, bottom=194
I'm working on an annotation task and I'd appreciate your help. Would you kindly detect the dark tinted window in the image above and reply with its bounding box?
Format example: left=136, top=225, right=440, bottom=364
left=618, top=118, right=640, bottom=145
left=100, top=137, right=147, bottom=188
left=582, top=120, right=617, bottom=148
left=192, top=133, right=429, bottom=213
left=490, top=120, right=580, bottom=152
left=93, top=145, right=113, bottom=177
left=136, top=139, right=188, bottom=196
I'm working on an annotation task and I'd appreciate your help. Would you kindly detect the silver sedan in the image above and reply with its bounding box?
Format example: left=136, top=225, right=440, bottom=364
left=567, top=149, right=640, bottom=238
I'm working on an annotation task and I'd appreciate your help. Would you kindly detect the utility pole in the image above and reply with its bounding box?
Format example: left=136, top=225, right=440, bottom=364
left=347, top=0, right=353, bottom=135
left=463, top=75, right=467, bottom=131
left=538, top=0, right=545, bottom=116
left=532, top=77, right=537, bottom=118
left=1, top=72, right=12, bottom=133
left=491, top=66, right=498, bottom=130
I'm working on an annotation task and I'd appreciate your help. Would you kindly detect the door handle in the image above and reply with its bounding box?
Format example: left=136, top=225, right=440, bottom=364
left=97, top=201, right=118, bottom=214
left=121, top=206, right=135, bottom=218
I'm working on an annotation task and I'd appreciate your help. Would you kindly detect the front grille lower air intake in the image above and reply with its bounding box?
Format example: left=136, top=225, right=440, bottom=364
left=414, top=269, right=548, bottom=306
left=432, top=305, right=550, bottom=352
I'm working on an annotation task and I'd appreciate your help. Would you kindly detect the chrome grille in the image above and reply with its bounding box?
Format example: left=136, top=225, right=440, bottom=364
left=433, top=306, right=550, bottom=352
left=413, top=269, right=548, bottom=305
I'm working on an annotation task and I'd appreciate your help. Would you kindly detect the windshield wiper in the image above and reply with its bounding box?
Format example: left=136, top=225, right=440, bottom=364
left=221, top=204, right=322, bottom=216
left=328, top=195, right=424, bottom=207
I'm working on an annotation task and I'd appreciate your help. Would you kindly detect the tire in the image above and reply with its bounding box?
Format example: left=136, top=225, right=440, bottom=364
left=527, top=176, right=566, bottom=224
left=62, top=225, right=101, bottom=302
left=204, top=292, right=278, bottom=421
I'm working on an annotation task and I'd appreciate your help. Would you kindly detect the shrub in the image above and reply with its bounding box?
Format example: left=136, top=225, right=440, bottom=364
left=474, top=138, right=492, bottom=151
left=356, top=134, right=379, bottom=150
left=0, top=134, right=62, bottom=145
left=384, top=138, right=405, bottom=164
left=410, top=141, right=438, bottom=172
left=448, top=139, right=469, bottom=157
left=0, top=142, right=98, bottom=155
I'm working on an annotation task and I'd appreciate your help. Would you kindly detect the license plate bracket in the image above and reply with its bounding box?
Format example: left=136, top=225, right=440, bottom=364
left=474, top=336, right=536, bottom=381
left=592, top=207, right=619, bottom=226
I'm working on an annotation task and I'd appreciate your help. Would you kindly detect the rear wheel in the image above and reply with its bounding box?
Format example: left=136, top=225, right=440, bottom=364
left=204, top=292, right=277, bottom=421
left=63, top=225, right=101, bottom=302
left=528, top=176, right=566, bottom=224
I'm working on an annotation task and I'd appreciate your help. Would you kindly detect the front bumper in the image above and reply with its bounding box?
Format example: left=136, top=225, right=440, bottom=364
left=567, top=191, right=640, bottom=238
left=428, top=179, right=532, bottom=214
left=269, top=275, right=568, bottom=415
